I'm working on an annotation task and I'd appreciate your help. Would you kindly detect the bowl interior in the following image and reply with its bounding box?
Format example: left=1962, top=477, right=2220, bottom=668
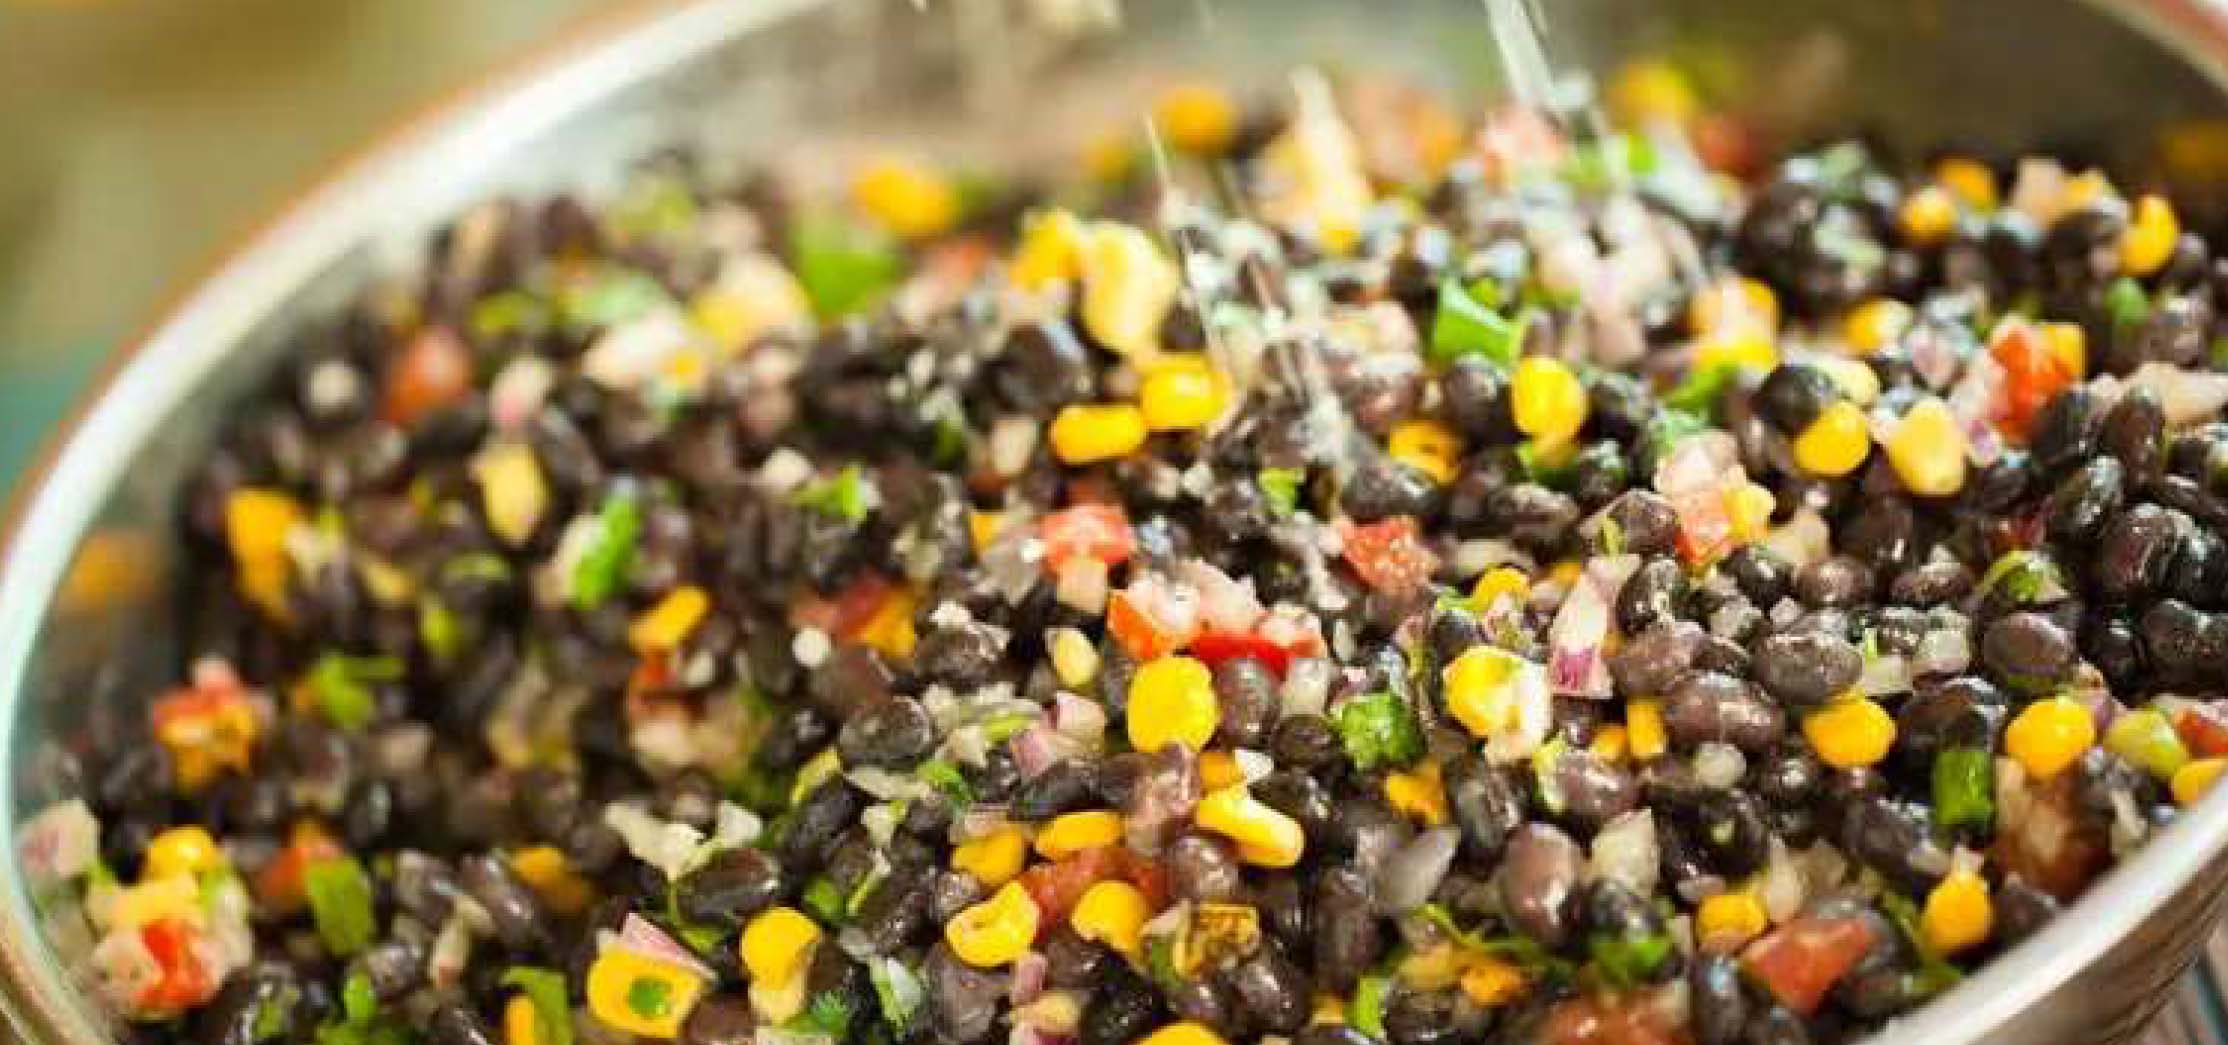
left=9, top=0, right=2228, bottom=1040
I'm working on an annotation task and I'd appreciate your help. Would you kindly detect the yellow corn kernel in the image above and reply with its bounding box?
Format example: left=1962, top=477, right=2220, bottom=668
left=1050, top=404, right=1149, bottom=465
left=2122, top=194, right=2181, bottom=277
left=1936, top=158, right=2000, bottom=211
left=144, top=826, right=223, bottom=881
left=1310, top=993, right=1347, bottom=1025
left=511, top=846, right=596, bottom=917
left=953, top=826, right=1029, bottom=888
left=1048, top=627, right=1100, bottom=689
left=111, top=874, right=204, bottom=930
left=1035, top=810, right=1125, bottom=860
left=1886, top=398, right=1969, bottom=497
left=1803, top=696, right=1896, bottom=769
left=629, top=586, right=710, bottom=655
left=1900, top=185, right=1959, bottom=246
left=2006, top=696, right=2097, bottom=783
left=504, top=994, right=541, bottom=1045
left=1626, top=700, right=1668, bottom=760
left=585, top=949, right=705, bottom=1039
left=1137, top=1022, right=1230, bottom=1045
left=1921, top=870, right=1993, bottom=957
left=1388, top=419, right=1462, bottom=484
left=1198, top=750, right=1245, bottom=791
left=1012, top=210, right=1088, bottom=292
left=852, top=155, right=959, bottom=241
left=689, top=255, right=809, bottom=351
left=1590, top=724, right=1630, bottom=763
left=946, top=881, right=1042, bottom=968
left=1127, top=656, right=1219, bottom=754
left=1140, top=356, right=1230, bottom=432
left=2059, top=170, right=2115, bottom=216
left=1694, top=331, right=1779, bottom=375
left=1443, top=645, right=1527, bottom=740
left=1071, top=879, right=1152, bottom=958
left=1811, top=355, right=1882, bottom=407
left=969, top=510, right=1006, bottom=553
left=1459, top=957, right=1527, bottom=1008
left=1792, top=401, right=1872, bottom=478
left=740, top=907, right=822, bottom=987
left=1725, top=482, right=1777, bottom=544
left=2043, top=321, right=2088, bottom=380
left=1080, top=222, right=1179, bottom=359
left=1696, top=891, right=1770, bottom=950
left=854, top=584, right=919, bottom=660
left=2174, top=758, right=2228, bottom=806
left=1844, top=298, right=1913, bottom=357
left=1384, top=763, right=1449, bottom=826
left=1154, top=83, right=1240, bottom=155
left=474, top=442, right=548, bottom=548
left=1471, top=566, right=1530, bottom=611
left=1607, top=60, right=1698, bottom=127
left=1194, top=785, right=1306, bottom=868
left=1548, top=558, right=1584, bottom=590
left=227, top=488, right=303, bottom=619
left=1689, top=277, right=1779, bottom=336
left=1511, top=357, right=1588, bottom=447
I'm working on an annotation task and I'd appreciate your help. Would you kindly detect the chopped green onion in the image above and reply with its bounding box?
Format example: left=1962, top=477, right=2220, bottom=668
left=341, top=970, right=377, bottom=1025
left=1661, top=361, right=1740, bottom=417
left=305, top=856, right=377, bottom=957
left=915, top=759, right=973, bottom=808
left=1975, top=549, right=2063, bottom=605
left=559, top=266, right=672, bottom=332
left=981, top=712, right=1037, bottom=744
left=1349, top=971, right=1393, bottom=1039
left=2107, top=277, right=2152, bottom=335
left=305, top=653, right=403, bottom=732
left=791, top=214, right=903, bottom=320
left=1430, top=278, right=1526, bottom=368
left=1257, top=467, right=1305, bottom=518
left=792, top=464, right=874, bottom=524
left=1587, top=931, right=1674, bottom=989
left=802, top=876, right=847, bottom=924
left=500, top=967, right=576, bottom=1045
left=1335, top=691, right=1424, bottom=771
left=1932, top=746, right=1994, bottom=832
left=249, top=982, right=299, bottom=1043
left=570, top=488, right=643, bottom=611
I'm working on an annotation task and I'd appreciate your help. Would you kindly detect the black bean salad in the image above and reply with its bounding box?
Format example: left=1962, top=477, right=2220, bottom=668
left=20, top=61, right=2228, bottom=1045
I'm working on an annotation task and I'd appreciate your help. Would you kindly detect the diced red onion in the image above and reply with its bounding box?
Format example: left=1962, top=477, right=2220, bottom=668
left=17, top=799, right=99, bottom=885
left=1052, top=692, right=1108, bottom=747
left=616, top=913, right=716, bottom=981
left=1010, top=950, right=1048, bottom=1006
left=1178, top=559, right=1266, bottom=635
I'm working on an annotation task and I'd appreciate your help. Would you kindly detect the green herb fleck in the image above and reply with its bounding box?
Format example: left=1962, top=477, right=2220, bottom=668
left=559, top=267, right=672, bottom=332
left=791, top=214, right=903, bottom=320
left=792, top=464, right=874, bottom=524
left=305, top=653, right=404, bottom=732
left=1661, top=361, right=1741, bottom=418
left=1145, top=933, right=1184, bottom=992
left=1933, top=747, right=1995, bottom=832
left=249, top=983, right=300, bottom=1042
left=417, top=598, right=463, bottom=666
left=1258, top=467, right=1305, bottom=518
left=1976, top=549, right=2061, bottom=605
left=570, top=488, right=643, bottom=611
left=342, top=971, right=377, bottom=1025
left=1879, top=891, right=1964, bottom=998
left=915, top=759, right=974, bottom=808
left=981, top=712, right=1037, bottom=744
left=802, top=876, right=847, bottom=925
left=626, top=977, right=673, bottom=1019
left=2107, top=277, right=2152, bottom=335
left=1349, top=972, right=1393, bottom=1039
left=1430, top=278, right=1527, bottom=368
left=500, top=967, right=575, bottom=1045
left=1335, top=690, right=1425, bottom=770
left=304, top=856, right=377, bottom=957
left=1587, top=932, right=1674, bottom=990
left=785, top=992, right=855, bottom=1038
left=870, top=958, right=925, bottom=1032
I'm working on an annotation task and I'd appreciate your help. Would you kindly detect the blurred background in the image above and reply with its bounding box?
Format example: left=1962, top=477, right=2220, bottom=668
left=0, top=0, right=628, bottom=486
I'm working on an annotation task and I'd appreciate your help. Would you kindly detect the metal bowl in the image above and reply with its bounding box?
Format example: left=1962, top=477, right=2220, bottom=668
left=9, top=0, right=2228, bottom=1041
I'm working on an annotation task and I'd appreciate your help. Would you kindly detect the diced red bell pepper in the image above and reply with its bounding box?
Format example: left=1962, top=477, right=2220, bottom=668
left=791, top=573, right=896, bottom=638
left=1539, top=994, right=1693, bottom=1045
left=1106, top=590, right=1191, bottom=662
left=1988, top=322, right=2078, bottom=443
left=1671, top=490, right=1736, bottom=566
left=383, top=326, right=476, bottom=428
left=1339, top=516, right=1439, bottom=596
left=1018, top=846, right=1121, bottom=928
left=137, top=917, right=216, bottom=1012
left=1187, top=632, right=1295, bottom=676
left=2178, top=705, right=2228, bottom=758
left=1739, top=914, right=1879, bottom=1016
left=255, top=822, right=344, bottom=915
left=1039, top=504, right=1135, bottom=574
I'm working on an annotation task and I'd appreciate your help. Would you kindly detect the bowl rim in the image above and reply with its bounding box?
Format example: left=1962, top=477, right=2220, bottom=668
left=9, top=0, right=2228, bottom=1042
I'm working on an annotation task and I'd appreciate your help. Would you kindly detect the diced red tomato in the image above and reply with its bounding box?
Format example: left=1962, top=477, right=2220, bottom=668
left=1988, top=322, right=2078, bottom=443
left=2178, top=705, right=2228, bottom=758
left=383, top=326, right=475, bottom=427
left=1339, top=516, right=1439, bottom=595
left=1187, top=632, right=1296, bottom=675
left=1739, top=914, right=1879, bottom=1016
left=137, top=918, right=216, bottom=1012
left=791, top=573, right=896, bottom=638
left=1106, top=584, right=1200, bottom=662
left=1691, top=112, right=1762, bottom=178
left=1019, top=847, right=1120, bottom=928
left=1540, top=994, right=1694, bottom=1045
left=255, top=821, right=344, bottom=914
left=1108, top=848, right=1171, bottom=911
left=1670, top=491, right=1735, bottom=566
left=1039, top=504, right=1135, bottom=574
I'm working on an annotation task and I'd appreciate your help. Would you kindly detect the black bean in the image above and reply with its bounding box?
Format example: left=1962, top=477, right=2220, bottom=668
left=2029, top=386, right=2106, bottom=477
left=1165, top=833, right=1244, bottom=903
left=1500, top=823, right=1582, bottom=947
left=1690, top=953, right=1749, bottom=1045
left=835, top=696, right=934, bottom=769
left=1755, top=364, right=1841, bottom=432
left=2095, top=503, right=2186, bottom=602
left=1616, top=557, right=1687, bottom=636
left=459, top=852, right=547, bottom=951
left=1213, top=658, right=1280, bottom=748
left=1444, top=753, right=1527, bottom=862
left=1487, top=483, right=1581, bottom=551
left=1840, top=797, right=1947, bottom=894
left=1753, top=747, right=1825, bottom=806
left=1271, top=714, right=1344, bottom=769
left=1552, top=750, right=1639, bottom=832
left=1750, top=631, right=1863, bottom=708
left=1744, top=1004, right=1815, bottom=1045
left=928, top=942, right=1013, bottom=1045
left=913, top=621, right=1006, bottom=690
left=1695, top=792, right=1771, bottom=877
left=1009, top=760, right=1098, bottom=821
left=2104, top=387, right=2167, bottom=482
left=1793, top=555, right=1874, bottom=607
left=1663, top=673, right=1785, bottom=753
left=1980, top=611, right=2077, bottom=689
left=1340, top=455, right=1440, bottom=522
left=1231, top=946, right=1310, bottom=1033
left=778, top=781, right=862, bottom=871
left=1611, top=620, right=1706, bottom=698
left=1314, top=866, right=1385, bottom=990
left=851, top=870, right=930, bottom=952
left=1889, top=559, right=1973, bottom=607
left=1167, top=975, right=1241, bottom=1035
left=1384, top=987, right=1463, bottom=1045
left=1601, top=490, right=1681, bottom=557
left=1442, top=356, right=1513, bottom=442
left=1721, top=545, right=1793, bottom=608
left=1293, top=1026, right=1379, bottom=1045
left=681, top=995, right=757, bottom=1045
left=1040, top=925, right=1111, bottom=989
left=426, top=1003, right=499, bottom=1045
left=1995, top=877, right=2061, bottom=946
left=676, top=847, right=784, bottom=925
left=993, top=320, right=1095, bottom=413
left=2044, top=456, right=2126, bottom=544
left=193, top=964, right=304, bottom=1045
left=1839, top=499, right=1917, bottom=571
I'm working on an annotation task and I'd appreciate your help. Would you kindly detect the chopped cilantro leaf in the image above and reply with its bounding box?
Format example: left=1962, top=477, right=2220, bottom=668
left=1430, top=277, right=1527, bottom=368
left=791, top=214, right=903, bottom=320
left=305, top=855, right=376, bottom=957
